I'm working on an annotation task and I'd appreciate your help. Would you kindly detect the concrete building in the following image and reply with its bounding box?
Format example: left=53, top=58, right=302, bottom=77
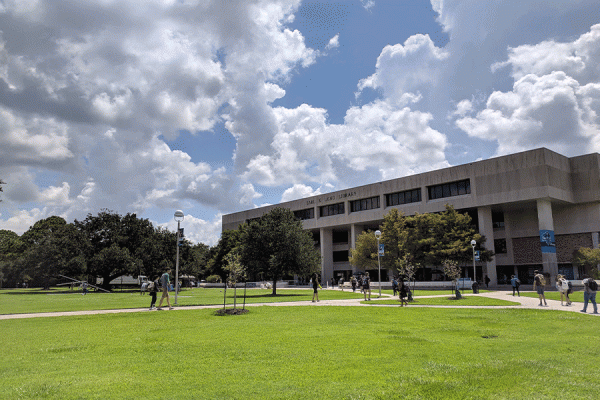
left=222, top=148, right=600, bottom=285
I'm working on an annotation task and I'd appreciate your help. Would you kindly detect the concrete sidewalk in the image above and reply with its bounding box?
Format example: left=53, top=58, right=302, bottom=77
left=1, top=290, right=598, bottom=320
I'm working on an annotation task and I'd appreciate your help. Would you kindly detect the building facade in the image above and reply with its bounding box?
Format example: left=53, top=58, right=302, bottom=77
left=222, top=148, right=600, bottom=285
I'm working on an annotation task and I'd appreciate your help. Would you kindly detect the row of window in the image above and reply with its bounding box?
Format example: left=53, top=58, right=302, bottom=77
left=428, top=179, right=471, bottom=200
left=350, top=196, right=380, bottom=212
left=293, top=179, right=471, bottom=220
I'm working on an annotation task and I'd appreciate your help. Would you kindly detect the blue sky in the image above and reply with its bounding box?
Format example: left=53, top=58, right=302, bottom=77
left=2, top=0, right=600, bottom=245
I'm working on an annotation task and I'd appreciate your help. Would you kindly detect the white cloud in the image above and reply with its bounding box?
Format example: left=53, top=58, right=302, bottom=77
left=455, top=23, right=600, bottom=157
left=361, top=0, right=375, bottom=12
left=281, top=184, right=323, bottom=202
left=325, top=34, right=340, bottom=50
left=159, top=213, right=223, bottom=247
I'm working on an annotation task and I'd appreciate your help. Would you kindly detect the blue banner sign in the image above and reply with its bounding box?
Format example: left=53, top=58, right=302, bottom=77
left=540, top=230, right=556, bottom=253
left=378, top=244, right=384, bottom=256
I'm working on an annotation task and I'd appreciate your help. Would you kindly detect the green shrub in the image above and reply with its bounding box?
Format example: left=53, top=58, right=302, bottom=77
left=206, top=274, right=222, bottom=283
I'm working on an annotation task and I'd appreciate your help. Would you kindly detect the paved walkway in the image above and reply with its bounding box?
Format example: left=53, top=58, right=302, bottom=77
left=1, top=290, right=598, bottom=320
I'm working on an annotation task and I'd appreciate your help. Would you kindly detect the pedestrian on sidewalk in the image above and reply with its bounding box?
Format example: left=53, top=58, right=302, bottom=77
left=533, top=270, right=547, bottom=306
left=556, top=274, right=571, bottom=306
left=510, top=275, right=520, bottom=296
left=399, top=280, right=408, bottom=307
left=362, top=272, right=371, bottom=301
left=484, top=275, right=490, bottom=288
left=149, top=277, right=159, bottom=310
left=392, top=277, right=399, bottom=296
left=157, top=268, right=173, bottom=310
left=580, top=275, right=598, bottom=314
left=312, top=274, right=321, bottom=302
left=351, top=276, right=357, bottom=292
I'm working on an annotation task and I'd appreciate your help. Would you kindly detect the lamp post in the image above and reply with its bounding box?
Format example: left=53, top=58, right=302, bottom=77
left=375, top=230, right=382, bottom=297
left=470, top=239, right=477, bottom=286
left=174, top=210, right=184, bottom=305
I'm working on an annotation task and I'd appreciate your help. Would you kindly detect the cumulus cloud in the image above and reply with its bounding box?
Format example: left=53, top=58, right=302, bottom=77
left=325, top=34, right=340, bottom=50
left=455, top=23, right=600, bottom=156
left=281, top=184, right=323, bottom=202
left=159, top=213, right=223, bottom=246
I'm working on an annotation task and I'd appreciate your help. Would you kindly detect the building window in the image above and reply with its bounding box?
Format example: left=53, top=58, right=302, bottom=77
left=332, top=230, right=348, bottom=244
left=333, top=250, right=349, bottom=262
left=320, top=202, right=345, bottom=217
left=492, top=211, right=505, bottom=229
left=428, top=179, right=471, bottom=200
left=350, top=196, right=380, bottom=212
left=494, top=238, right=507, bottom=254
left=385, top=189, right=422, bottom=207
left=294, top=208, right=315, bottom=220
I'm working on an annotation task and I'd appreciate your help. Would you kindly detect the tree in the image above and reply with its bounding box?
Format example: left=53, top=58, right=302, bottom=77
left=19, top=218, right=86, bottom=289
left=443, top=259, right=462, bottom=298
left=349, top=230, right=379, bottom=271
left=379, top=208, right=407, bottom=276
left=224, top=250, right=247, bottom=310
left=207, top=226, right=246, bottom=281
left=573, top=247, right=600, bottom=279
left=240, top=207, right=321, bottom=295
left=75, top=210, right=156, bottom=290
left=0, top=230, right=26, bottom=288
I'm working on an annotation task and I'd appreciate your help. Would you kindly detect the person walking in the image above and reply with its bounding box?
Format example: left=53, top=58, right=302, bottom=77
left=399, top=280, right=408, bottom=307
left=351, top=276, right=357, bottom=292
left=580, top=275, right=598, bottom=314
left=484, top=275, right=490, bottom=288
left=157, top=268, right=173, bottom=310
left=149, top=277, right=159, bottom=310
left=392, top=277, right=399, bottom=296
left=81, top=281, right=88, bottom=295
left=362, top=272, right=371, bottom=301
left=532, top=270, right=547, bottom=306
left=312, top=274, right=321, bottom=302
left=510, top=275, right=520, bottom=296
left=556, top=274, right=571, bottom=306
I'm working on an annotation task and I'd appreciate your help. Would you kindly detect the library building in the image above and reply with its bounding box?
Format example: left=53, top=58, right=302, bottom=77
left=222, top=148, right=600, bottom=286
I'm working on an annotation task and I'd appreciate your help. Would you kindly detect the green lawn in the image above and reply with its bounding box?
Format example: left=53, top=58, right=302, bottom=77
left=374, top=289, right=492, bottom=297
left=0, top=287, right=363, bottom=315
left=2, top=306, right=599, bottom=399
left=365, top=296, right=520, bottom=306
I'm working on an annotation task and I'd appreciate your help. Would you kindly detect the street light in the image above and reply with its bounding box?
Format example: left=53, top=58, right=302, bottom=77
left=470, top=239, right=477, bottom=286
left=174, top=210, right=184, bottom=305
left=375, top=230, right=382, bottom=297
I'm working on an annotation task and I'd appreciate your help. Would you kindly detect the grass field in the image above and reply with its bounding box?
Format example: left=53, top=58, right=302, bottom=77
left=519, top=290, right=585, bottom=303
left=365, top=296, right=520, bottom=306
left=2, top=306, right=600, bottom=399
left=0, top=287, right=364, bottom=315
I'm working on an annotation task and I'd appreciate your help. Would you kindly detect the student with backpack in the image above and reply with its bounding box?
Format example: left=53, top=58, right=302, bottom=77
left=580, top=275, right=598, bottom=314
left=555, top=274, right=572, bottom=306
left=532, top=270, right=547, bottom=306
left=510, top=275, right=520, bottom=297
left=362, top=272, right=371, bottom=301
left=149, top=277, right=159, bottom=310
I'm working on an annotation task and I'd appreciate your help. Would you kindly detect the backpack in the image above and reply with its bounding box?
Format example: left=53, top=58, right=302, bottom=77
left=147, top=281, right=155, bottom=291
left=534, top=275, right=541, bottom=285
left=535, top=274, right=546, bottom=286
left=589, top=279, right=598, bottom=291
left=515, top=279, right=520, bottom=288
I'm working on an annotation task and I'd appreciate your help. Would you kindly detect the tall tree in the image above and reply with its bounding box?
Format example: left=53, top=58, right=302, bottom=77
left=240, top=207, right=321, bottom=295
left=75, top=210, right=155, bottom=290
left=19, top=218, right=86, bottom=289
left=349, top=230, right=379, bottom=271
left=573, top=247, right=600, bottom=278
left=207, top=226, right=245, bottom=281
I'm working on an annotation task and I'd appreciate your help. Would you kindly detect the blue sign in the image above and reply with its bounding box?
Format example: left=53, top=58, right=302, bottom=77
left=378, top=244, right=384, bottom=256
left=475, top=250, right=480, bottom=261
left=540, top=230, right=556, bottom=253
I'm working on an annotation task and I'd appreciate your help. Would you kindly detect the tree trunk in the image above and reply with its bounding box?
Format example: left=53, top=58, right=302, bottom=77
left=272, top=279, right=277, bottom=295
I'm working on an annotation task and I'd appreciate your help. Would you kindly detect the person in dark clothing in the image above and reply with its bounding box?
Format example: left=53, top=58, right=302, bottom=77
left=484, top=275, right=490, bottom=288
left=149, top=277, right=159, bottom=310
left=392, top=277, right=399, bottom=296
left=399, top=280, right=408, bottom=307
left=312, top=274, right=320, bottom=302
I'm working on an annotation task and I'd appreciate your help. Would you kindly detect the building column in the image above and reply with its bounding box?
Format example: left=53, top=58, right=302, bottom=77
left=537, top=199, right=558, bottom=279
left=320, top=228, right=333, bottom=284
left=477, top=206, right=497, bottom=286
left=350, top=224, right=363, bottom=274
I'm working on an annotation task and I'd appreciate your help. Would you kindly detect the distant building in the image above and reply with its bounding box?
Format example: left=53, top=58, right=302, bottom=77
left=223, top=148, right=600, bottom=285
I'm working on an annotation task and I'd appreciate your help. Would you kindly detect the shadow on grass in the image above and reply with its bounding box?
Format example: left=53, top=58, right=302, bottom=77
left=229, top=293, right=305, bottom=299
